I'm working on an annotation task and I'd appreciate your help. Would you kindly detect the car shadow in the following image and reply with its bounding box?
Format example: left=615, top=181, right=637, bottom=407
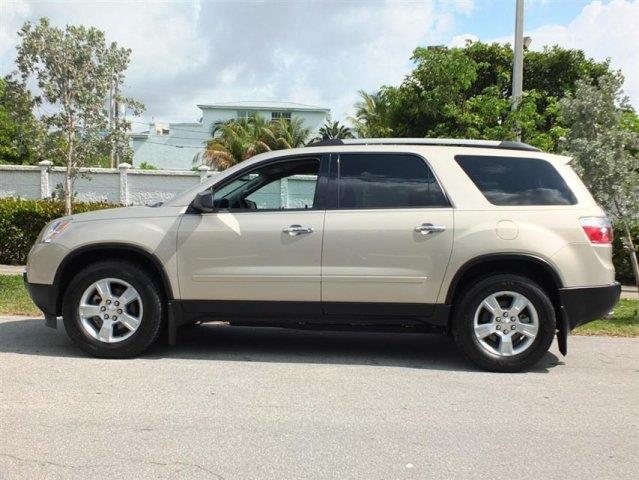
left=0, top=318, right=563, bottom=373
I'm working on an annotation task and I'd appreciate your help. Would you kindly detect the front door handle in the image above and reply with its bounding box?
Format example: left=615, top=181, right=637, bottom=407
left=283, top=224, right=314, bottom=236
left=414, top=223, right=446, bottom=235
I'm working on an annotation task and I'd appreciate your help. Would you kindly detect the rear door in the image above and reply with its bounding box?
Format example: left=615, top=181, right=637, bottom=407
left=321, top=152, right=454, bottom=316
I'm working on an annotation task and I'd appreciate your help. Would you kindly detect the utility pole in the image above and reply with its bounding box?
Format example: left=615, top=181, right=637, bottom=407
left=512, top=0, right=524, bottom=109
left=108, top=80, right=115, bottom=168
left=511, top=0, right=525, bottom=140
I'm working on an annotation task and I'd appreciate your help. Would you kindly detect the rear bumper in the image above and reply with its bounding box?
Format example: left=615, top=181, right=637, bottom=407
left=559, top=282, right=621, bottom=330
left=23, top=272, right=59, bottom=316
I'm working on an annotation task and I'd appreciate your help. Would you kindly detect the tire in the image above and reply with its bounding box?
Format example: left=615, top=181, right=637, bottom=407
left=452, top=274, right=556, bottom=372
left=62, top=260, right=164, bottom=358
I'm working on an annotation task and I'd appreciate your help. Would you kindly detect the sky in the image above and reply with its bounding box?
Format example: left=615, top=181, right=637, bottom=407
left=1, top=0, right=638, bottom=130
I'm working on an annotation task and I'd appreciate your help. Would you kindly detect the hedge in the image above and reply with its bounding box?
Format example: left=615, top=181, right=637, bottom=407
left=0, top=197, right=637, bottom=285
left=0, top=198, right=112, bottom=265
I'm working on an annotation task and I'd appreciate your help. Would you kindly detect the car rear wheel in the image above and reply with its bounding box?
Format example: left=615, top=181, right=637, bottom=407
left=62, top=260, right=164, bottom=358
left=452, top=274, right=556, bottom=372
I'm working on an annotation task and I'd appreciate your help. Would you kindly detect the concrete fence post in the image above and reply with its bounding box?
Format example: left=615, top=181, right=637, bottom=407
left=118, top=162, right=131, bottom=205
left=197, top=164, right=210, bottom=182
left=38, top=160, right=53, bottom=199
left=280, top=177, right=289, bottom=209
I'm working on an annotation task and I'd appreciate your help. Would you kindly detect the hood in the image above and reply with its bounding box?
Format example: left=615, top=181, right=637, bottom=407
left=69, top=205, right=185, bottom=223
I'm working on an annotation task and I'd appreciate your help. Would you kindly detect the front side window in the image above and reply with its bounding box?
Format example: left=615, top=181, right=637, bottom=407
left=213, top=158, right=319, bottom=210
left=455, top=155, right=577, bottom=206
left=337, top=154, right=449, bottom=209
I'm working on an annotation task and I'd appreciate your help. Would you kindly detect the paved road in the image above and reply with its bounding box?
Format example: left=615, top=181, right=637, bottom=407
left=0, top=316, right=637, bottom=480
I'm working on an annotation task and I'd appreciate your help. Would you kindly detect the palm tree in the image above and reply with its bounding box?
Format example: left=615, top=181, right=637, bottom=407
left=312, top=120, right=354, bottom=142
left=202, top=114, right=273, bottom=170
left=268, top=117, right=311, bottom=149
left=349, top=90, right=393, bottom=138
left=201, top=114, right=312, bottom=170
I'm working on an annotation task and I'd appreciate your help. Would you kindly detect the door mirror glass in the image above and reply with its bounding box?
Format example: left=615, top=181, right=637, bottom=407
left=192, top=189, right=216, bottom=213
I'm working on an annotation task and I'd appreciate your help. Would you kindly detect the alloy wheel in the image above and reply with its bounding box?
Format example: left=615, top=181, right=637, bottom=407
left=472, top=290, right=539, bottom=357
left=78, top=278, right=143, bottom=343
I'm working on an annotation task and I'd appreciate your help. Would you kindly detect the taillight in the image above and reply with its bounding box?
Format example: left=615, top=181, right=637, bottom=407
left=580, top=217, right=613, bottom=244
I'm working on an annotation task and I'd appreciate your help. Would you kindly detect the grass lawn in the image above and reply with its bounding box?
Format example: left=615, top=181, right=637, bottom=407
left=0, top=275, right=40, bottom=316
left=573, top=298, right=638, bottom=337
left=0, top=274, right=637, bottom=336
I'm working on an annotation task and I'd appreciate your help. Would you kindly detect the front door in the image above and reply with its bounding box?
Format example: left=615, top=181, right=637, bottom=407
left=177, top=155, right=327, bottom=309
left=321, top=152, right=454, bottom=316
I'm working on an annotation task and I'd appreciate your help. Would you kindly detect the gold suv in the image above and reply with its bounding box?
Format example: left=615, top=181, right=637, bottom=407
left=24, top=139, right=621, bottom=371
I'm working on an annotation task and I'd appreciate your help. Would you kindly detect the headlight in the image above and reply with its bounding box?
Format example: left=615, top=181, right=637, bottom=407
left=41, top=219, right=72, bottom=243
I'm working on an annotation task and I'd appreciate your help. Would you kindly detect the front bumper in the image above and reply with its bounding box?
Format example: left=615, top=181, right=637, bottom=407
left=559, top=282, right=621, bottom=330
left=23, top=273, right=59, bottom=326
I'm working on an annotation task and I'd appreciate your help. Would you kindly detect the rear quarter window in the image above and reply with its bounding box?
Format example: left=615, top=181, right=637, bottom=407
left=455, top=155, right=577, bottom=206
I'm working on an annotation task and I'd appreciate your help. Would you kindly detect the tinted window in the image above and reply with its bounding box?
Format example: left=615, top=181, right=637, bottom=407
left=338, top=154, right=448, bottom=209
left=455, top=155, right=577, bottom=206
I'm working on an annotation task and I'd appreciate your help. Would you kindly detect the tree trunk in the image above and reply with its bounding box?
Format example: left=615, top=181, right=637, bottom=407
left=64, top=135, right=74, bottom=216
left=622, top=221, right=639, bottom=294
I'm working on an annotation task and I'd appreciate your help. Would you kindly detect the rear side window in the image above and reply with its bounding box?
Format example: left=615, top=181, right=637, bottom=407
left=338, top=153, right=449, bottom=209
left=455, top=155, right=577, bottom=206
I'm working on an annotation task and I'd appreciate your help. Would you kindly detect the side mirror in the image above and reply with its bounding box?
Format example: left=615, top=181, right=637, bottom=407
left=192, top=189, right=216, bottom=213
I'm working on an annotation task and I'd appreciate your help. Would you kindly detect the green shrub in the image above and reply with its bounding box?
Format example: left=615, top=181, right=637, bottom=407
left=0, top=198, right=113, bottom=265
left=138, top=161, right=157, bottom=170
left=613, top=220, right=639, bottom=286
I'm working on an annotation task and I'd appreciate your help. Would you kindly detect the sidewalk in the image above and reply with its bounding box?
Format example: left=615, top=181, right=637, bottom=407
left=621, top=285, right=638, bottom=300
left=0, top=265, right=24, bottom=275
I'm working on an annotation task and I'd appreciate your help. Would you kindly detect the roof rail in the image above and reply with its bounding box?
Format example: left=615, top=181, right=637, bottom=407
left=305, top=138, right=540, bottom=152
left=305, top=138, right=345, bottom=147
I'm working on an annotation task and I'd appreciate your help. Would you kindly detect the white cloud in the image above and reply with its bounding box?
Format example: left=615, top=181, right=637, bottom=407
left=489, top=0, right=639, bottom=107
left=1, top=0, right=474, bottom=125
left=450, top=33, right=479, bottom=47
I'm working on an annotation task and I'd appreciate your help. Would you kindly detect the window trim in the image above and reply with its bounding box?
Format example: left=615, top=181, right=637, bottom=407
left=454, top=154, right=578, bottom=207
left=327, top=152, right=453, bottom=211
left=190, top=153, right=330, bottom=214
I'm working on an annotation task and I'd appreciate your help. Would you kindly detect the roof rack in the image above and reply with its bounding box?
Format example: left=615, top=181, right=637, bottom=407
left=306, top=138, right=540, bottom=152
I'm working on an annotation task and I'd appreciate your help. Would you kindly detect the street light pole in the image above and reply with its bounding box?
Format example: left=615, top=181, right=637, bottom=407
left=512, top=0, right=525, bottom=140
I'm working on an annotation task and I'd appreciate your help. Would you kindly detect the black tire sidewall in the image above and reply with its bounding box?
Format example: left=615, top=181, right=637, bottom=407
left=62, top=261, right=163, bottom=358
left=453, top=274, right=556, bottom=372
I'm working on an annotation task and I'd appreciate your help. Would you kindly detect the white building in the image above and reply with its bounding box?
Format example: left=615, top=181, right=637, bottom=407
left=130, top=101, right=330, bottom=170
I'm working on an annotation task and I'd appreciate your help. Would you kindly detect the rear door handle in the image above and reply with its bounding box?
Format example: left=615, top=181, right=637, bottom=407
left=283, top=224, right=314, bottom=236
left=414, top=223, right=446, bottom=235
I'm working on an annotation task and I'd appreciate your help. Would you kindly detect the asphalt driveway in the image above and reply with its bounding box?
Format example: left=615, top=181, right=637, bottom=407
left=0, top=315, right=637, bottom=479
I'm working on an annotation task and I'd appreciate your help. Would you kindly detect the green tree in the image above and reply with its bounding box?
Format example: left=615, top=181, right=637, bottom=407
left=0, top=77, right=45, bottom=165
left=560, top=72, right=639, bottom=288
left=370, top=41, right=610, bottom=150
left=313, top=120, right=354, bottom=141
left=15, top=17, right=144, bottom=214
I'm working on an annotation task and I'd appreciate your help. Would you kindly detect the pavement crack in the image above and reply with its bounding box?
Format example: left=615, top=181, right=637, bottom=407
left=115, top=456, right=224, bottom=479
left=0, top=453, right=224, bottom=479
left=0, top=452, right=115, bottom=469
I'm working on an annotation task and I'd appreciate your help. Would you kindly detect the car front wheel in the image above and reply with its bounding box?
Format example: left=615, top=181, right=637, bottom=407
left=62, top=260, right=164, bottom=358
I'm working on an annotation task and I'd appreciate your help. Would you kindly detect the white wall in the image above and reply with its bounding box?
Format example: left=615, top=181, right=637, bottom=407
left=0, top=164, right=206, bottom=206
left=0, top=163, right=316, bottom=207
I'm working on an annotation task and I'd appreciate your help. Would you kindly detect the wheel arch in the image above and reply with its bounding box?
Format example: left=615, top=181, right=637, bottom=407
left=445, top=253, right=564, bottom=308
left=54, top=243, right=174, bottom=315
